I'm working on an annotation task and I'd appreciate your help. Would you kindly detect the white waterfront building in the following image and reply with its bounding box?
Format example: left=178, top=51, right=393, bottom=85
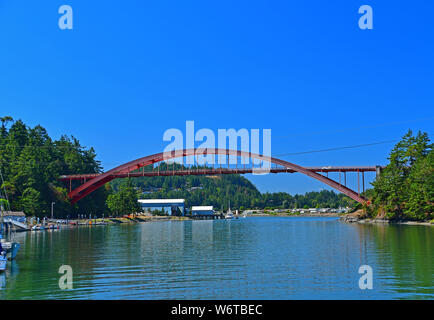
left=138, top=199, right=185, bottom=216
left=191, top=206, right=214, bottom=216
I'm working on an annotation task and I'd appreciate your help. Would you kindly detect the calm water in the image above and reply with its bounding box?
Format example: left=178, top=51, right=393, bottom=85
left=0, top=217, right=433, bottom=300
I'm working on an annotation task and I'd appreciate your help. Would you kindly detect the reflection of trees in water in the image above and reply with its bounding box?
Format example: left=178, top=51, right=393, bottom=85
left=8, top=221, right=431, bottom=299
left=0, top=260, right=19, bottom=298
left=3, top=222, right=251, bottom=299
left=2, top=227, right=111, bottom=299
left=356, top=223, right=433, bottom=298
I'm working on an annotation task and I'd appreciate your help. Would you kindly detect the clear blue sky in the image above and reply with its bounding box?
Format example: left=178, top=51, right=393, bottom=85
left=1, top=0, right=433, bottom=194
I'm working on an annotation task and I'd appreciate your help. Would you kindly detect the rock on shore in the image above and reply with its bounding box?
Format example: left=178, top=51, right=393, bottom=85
left=340, top=210, right=433, bottom=226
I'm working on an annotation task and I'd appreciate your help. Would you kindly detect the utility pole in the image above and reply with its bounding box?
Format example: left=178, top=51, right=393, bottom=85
left=51, top=202, right=55, bottom=220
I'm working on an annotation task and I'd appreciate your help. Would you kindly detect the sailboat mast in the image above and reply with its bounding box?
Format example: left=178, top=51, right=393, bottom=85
left=0, top=168, right=7, bottom=236
left=0, top=168, right=11, bottom=212
left=0, top=187, right=4, bottom=226
left=0, top=198, right=4, bottom=236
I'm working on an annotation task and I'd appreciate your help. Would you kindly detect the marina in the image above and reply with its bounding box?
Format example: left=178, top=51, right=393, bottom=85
left=0, top=202, right=20, bottom=272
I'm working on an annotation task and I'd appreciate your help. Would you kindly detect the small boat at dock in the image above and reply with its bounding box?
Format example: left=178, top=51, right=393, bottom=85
left=0, top=234, right=8, bottom=271
left=1, top=181, right=21, bottom=264
left=0, top=240, right=20, bottom=260
left=31, top=224, right=59, bottom=231
left=0, top=252, right=6, bottom=272
left=31, top=225, right=46, bottom=231
left=224, top=211, right=234, bottom=219
left=224, top=201, right=234, bottom=219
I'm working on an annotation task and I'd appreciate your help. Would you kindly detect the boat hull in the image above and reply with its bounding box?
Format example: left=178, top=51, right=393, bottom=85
left=0, top=255, right=6, bottom=271
left=7, top=243, right=20, bottom=260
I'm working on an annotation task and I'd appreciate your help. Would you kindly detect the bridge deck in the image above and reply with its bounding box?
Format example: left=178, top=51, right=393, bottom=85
left=59, top=166, right=379, bottom=181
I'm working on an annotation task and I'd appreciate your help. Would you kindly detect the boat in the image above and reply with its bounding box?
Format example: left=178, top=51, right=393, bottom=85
left=0, top=251, right=6, bottom=272
left=31, top=225, right=46, bottom=231
left=0, top=169, right=21, bottom=262
left=7, top=242, right=20, bottom=260
left=0, top=239, right=20, bottom=260
left=0, top=208, right=10, bottom=270
left=224, top=210, right=234, bottom=219
left=0, top=216, right=20, bottom=260
left=242, top=211, right=247, bottom=218
left=224, top=201, right=234, bottom=219
left=0, top=232, right=7, bottom=271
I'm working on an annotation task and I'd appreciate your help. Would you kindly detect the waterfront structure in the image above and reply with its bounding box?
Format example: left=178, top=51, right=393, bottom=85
left=2, top=211, right=28, bottom=231
left=138, top=199, right=185, bottom=216
left=3, top=211, right=26, bottom=223
left=191, top=206, right=214, bottom=216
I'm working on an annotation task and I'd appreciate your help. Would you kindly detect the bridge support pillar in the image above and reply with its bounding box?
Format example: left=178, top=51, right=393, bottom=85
left=357, top=170, right=360, bottom=195
left=375, top=165, right=382, bottom=180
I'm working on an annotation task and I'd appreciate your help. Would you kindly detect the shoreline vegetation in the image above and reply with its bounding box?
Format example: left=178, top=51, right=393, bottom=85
left=341, top=209, right=434, bottom=226
left=348, top=130, right=433, bottom=224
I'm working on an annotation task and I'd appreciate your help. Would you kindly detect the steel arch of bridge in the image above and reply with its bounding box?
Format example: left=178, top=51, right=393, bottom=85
left=65, top=148, right=369, bottom=205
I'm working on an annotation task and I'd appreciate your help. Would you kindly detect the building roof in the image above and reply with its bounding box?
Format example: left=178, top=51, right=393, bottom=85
left=4, top=211, right=26, bottom=217
left=138, top=199, right=185, bottom=204
left=191, top=206, right=214, bottom=211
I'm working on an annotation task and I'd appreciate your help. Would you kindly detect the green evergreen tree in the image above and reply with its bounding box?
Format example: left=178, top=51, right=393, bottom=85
left=371, top=130, right=432, bottom=220
left=0, top=116, right=107, bottom=218
left=106, top=180, right=141, bottom=216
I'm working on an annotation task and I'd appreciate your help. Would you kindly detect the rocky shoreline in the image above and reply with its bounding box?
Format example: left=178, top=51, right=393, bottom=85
left=340, top=214, right=434, bottom=226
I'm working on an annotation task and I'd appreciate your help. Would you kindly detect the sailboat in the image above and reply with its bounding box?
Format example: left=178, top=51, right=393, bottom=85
left=1, top=202, right=20, bottom=261
left=0, top=170, right=20, bottom=264
left=0, top=202, right=8, bottom=271
left=224, top=201, right=234, bottom=219
left=0, top=249, right=6, bottom=272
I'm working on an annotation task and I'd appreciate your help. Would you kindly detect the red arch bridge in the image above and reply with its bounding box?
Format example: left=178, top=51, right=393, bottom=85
left=58, top=148, right=383, bottom=205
